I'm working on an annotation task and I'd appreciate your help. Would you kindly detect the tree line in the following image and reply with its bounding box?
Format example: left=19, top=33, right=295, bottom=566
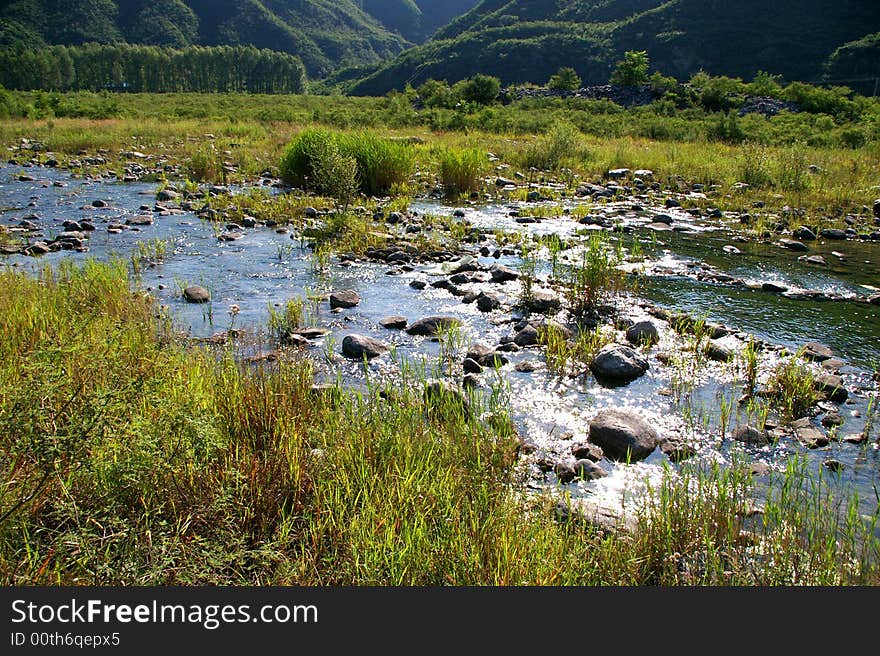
left=0, top=44, right=306, bottom=94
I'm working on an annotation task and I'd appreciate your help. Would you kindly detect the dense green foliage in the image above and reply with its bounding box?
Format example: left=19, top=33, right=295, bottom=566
left=547, top=67, right=582, bottom=92
left=0, top=0, right=419, bottom=77
left=0, top=44, right=306, bottom=93
left=348, top=0, right=880, bottom=95
left=610, top=51, right=650, bottom=87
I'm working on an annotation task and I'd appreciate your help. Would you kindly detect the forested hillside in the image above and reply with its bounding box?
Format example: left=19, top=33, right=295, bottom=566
left=349, top=0, right=880, bottom=94
left=0, top=0, right=409, bottom=77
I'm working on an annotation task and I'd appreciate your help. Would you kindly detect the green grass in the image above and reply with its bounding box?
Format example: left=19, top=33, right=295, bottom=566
left=1, top=262, right=877, bottom=585
left=437, top=146, right=487, bottom=198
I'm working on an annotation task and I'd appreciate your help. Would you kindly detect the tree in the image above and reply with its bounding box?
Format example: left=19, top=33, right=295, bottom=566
left=610, top=50, right=649, bottom=86
left=547, top=66, right=581, bottom=91
left=457, top=74, right=501, bottom=105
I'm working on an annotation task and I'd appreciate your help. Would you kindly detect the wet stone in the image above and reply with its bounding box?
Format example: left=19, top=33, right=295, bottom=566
left=407, top=316, right=461, bottom=337
left=813, top=374, right=848, bottom=403
left=513, top=325, right=539, bottom=347
left=802, top=342, right=834, bottom=362
left=590, top=344, right=649, bottom=385
left=625, top=321, right=659, bottom=347
left=379, top=316, right=407, bottom=330
left=574, top=460, right=608, bottom=480
left=571, top=442, right=604, bottom=462
left=731, top=425, right=770, bottom=446
left=329, top=290, right=361, bottom=309
left=589, top=409, right=658, bottom=462
left=183, top=285, right=210, bottom=303
left=794, top=424, right=829, bottom=449
left=341, top=334, right=388, bottom=360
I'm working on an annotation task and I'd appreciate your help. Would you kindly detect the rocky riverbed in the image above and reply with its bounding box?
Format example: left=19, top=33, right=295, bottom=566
left=1, top=158, right=878, bottom=532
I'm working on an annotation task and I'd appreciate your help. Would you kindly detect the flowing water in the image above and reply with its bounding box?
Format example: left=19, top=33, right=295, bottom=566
left=2, top=164, right=879, bottom=525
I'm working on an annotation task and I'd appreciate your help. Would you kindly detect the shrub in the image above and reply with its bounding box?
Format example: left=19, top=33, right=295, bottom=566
left=455, top=74, right=501, bottom=105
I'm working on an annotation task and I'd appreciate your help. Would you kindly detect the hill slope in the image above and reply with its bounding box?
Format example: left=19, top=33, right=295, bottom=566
left=0, top=0, right=427, bottom=77
left=350, top=0, right=880, bottom=94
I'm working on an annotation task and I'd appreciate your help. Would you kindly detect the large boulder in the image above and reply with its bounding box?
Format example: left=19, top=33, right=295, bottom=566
left=589, top=409, right=659, bottom=462
left=590, top=344, right=649, bottom=385
left=341, top=334, right=388, bottom=360
left=406, top=316, right=461, bottom=337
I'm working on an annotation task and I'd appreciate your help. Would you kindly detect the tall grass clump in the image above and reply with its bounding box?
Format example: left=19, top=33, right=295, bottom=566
left=438, top=147, right=486, bottom=198
left=517, top=122, right=584, bottom=171
left=564, top=232, right=628, bottom=320
left=280, top=129, right=414, bottom=197
left=280, top=128, right=337, bottom=191
left=336, top=131, right=415, bottom=196
left=767, top=354, right=817, bottom=421
left=737, top=142, right=773, bottom=188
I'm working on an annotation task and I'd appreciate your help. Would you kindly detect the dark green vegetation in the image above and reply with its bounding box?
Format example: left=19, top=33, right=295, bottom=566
left=348, top=0, right=880, bottom=95
left=0, top=1, right=480, bottom=78
left=1, top=262, right=877, bottom=585
left=0, top=44, right=306, bottom=93
left=0, top=0, right=402, bottom=77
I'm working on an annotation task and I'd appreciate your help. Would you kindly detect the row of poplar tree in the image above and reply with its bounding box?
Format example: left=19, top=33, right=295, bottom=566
left=0, top=43, right=306, bottom=94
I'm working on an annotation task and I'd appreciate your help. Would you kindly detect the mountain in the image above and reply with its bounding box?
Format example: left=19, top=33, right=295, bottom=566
left=0, top=0, right=479, bottom=77
left=349, top=0, right=880, bottom=95
left=360, top=1, right=480, bottom=42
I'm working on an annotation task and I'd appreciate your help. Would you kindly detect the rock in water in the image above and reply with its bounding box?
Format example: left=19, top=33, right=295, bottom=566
left=527, top=290, right=561, bottom=314
left=341, top=334, right=388, bottom=360
left=379, top=316, right=407, bottom=330
left=489, top=264, right=519, bottom=283
left=625, top=321, right=659, bottom=347
left=589, top=409, right=658, bottom=462
left=730, top=425, right=770, bottom=446
left=813, top=373, right=848, bottom=403
left=802, top=342, right=833, bottom=362
left=183, top=285, right=210, bottom=303
left=590, top=344, right=649, bottom=385
left=329, top=289, right=361, bottom=309
left=406, top=316, right=461, bottom=337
